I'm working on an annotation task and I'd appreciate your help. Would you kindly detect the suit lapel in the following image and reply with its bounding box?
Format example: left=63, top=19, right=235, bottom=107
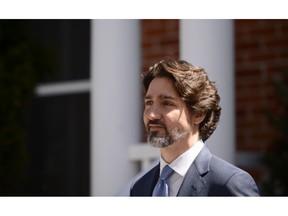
left=147, top=163, right=160, bottom=195
left=177, top=145, right=212, bottom=196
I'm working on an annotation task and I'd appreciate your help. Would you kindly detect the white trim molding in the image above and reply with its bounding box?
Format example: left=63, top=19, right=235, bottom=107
left=35, top=80, right=90, bottom=97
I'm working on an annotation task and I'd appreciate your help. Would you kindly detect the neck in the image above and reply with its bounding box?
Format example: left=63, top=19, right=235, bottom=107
left=160, top=134, right=200, bottom=164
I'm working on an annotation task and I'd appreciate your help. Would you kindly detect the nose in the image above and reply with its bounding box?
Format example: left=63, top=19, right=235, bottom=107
left=146, top=104, right=161, bottom=120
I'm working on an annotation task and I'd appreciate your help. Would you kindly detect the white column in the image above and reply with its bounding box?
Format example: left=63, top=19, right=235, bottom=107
left=90, top=20, right=141, bottom=195
left=180, top=20, right=235, bottom=163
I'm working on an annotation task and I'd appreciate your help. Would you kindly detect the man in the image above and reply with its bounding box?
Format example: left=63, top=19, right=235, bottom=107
left=130, top=58, right=259, bottom=196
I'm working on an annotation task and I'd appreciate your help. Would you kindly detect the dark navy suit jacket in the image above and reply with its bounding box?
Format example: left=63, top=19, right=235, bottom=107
left=130, top=145, right=260, bottom=196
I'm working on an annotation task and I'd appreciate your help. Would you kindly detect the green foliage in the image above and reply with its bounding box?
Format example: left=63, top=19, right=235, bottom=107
left=262, top=70, right=288, bottom=196
left=0, top=20, right=54, bottom=195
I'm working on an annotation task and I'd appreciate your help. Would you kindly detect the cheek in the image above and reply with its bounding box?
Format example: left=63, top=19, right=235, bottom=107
left=166, top=109, right=181, bottom=121
left=168, top=111, right=191, bottom=129
left=143, top=112, right=147, bottom=123
left=165, top=111, right=181, bottom=127
left=143, top=110, right=149, bottom=125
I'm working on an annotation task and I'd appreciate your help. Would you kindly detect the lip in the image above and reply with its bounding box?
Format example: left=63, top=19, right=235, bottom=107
left=148, top=124, right=165, bottom=131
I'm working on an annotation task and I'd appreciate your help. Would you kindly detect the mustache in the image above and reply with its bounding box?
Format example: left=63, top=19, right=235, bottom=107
left=147, top=120, right=165, bottom=127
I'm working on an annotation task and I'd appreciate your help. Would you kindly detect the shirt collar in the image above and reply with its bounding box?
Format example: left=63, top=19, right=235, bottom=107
left=159, top=139, right=204, bottom=177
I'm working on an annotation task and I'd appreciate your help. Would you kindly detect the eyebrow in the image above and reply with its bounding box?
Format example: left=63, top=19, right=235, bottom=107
left=144, top=94, right=177, bottom=100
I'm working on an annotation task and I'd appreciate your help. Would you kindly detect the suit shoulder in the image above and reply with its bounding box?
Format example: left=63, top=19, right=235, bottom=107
left=193, top=145, right=255, bottom=185
left=130, top=164, right=159, bottom=196
left=208, top=155, right=251, bottom=183
left=210, top=155, right=242, bottom=173
left=132, top=165, right=157, bottom=186
left=211, top=154, right=245, bottom=171
left=208, top=155, right=259, bottom=195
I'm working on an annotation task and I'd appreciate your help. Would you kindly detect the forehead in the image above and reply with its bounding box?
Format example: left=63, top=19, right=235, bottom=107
left=145, top=76, right=180, bottom=99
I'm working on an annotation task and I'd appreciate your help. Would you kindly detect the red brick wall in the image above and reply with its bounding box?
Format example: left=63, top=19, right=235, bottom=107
left=235, top=20, right=288, bottom=153
left=141, top=20, right=179, bottom=73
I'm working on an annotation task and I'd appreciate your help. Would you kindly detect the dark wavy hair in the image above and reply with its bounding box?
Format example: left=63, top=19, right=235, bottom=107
left=142, top=58, right=221, bottom=141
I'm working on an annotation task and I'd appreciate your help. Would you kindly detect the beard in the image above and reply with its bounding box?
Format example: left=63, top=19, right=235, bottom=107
left=146, top=120, right=189, bottom=148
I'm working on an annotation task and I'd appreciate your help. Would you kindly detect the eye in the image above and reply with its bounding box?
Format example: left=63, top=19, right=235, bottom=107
left=162, top=100, right=174, bottom=106
left=144, top=100, right=153, bottom=107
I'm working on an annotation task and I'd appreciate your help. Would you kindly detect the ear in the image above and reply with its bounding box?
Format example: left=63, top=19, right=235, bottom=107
left=193, top=113, right=206, bottom=125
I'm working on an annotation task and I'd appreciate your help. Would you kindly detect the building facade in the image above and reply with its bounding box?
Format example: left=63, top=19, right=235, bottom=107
left=5, top=19, right=287, bottom=196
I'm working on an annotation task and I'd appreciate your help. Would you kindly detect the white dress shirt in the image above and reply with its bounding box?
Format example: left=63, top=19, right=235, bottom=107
left=153, top=139, right=204, bottom=196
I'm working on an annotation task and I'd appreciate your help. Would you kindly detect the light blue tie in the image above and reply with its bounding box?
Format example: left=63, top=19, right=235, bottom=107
left=154, top=165, right=174, bottom=196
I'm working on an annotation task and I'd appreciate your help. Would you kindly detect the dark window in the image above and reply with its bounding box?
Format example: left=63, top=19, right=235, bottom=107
left=29, top=20, right=91, bottom=83
left=23, top=20, right=91, bottom=195
left=26, top=93, right=90, bottom=195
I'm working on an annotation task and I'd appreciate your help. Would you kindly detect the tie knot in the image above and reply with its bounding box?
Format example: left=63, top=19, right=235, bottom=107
left=160, top=165, right=174, bottom=180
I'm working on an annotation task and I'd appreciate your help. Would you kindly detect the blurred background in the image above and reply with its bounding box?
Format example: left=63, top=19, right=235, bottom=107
left=0, top=19, right=288, bottom=196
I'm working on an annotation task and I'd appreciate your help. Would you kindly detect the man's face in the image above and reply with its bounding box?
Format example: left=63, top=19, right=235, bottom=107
left=143, top=76, right=193, bottom=148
